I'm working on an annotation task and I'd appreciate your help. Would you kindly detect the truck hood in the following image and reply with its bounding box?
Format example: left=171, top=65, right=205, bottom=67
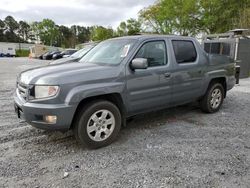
left=19, top=62, right=121, bottom=85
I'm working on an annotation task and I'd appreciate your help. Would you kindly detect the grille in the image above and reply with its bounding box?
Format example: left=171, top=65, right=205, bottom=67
left=17, top=82, right=28, bottom=100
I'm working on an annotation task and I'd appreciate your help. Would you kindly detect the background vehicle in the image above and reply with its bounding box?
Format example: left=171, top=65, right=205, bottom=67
left=0, top=43, right=16, bottom=57
left=52, top=49, right=77, bottom=60
left=43, top=51, right=61, bottom=60
left=38, top=52, right=46, bottom=59
left=50, top=44, right=96, bottom=65
left=14, top=35, right=236, bottom=149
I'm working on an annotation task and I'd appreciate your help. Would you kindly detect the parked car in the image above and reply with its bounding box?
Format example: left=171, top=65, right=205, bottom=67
left=43, top=51, right=61, bottom=60
left=14, top=35, right=236, bottom=149
left=41, top=51, right=50, bottom=60
left=49, top=44, right=96, bottom=65
left=52, top=49, right=77, bottom=60
left=38, top=52, right=48, bottom=59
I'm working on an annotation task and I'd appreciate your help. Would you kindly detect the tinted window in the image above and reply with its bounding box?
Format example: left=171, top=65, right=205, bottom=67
left=135, top=41, right=167, bottom=67
left=172, top=40, right=197, bottom=63
left=204, top=42, right=231, bottom=56
left=204, top=43, right=210, bottom=53
left=211, top=43, right=220, bottom=54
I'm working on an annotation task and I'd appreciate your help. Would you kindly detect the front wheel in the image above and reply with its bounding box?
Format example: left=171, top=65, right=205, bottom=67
left=200, top=83, right=225, bottom=113
left=73, top=100, right=121, bottom=149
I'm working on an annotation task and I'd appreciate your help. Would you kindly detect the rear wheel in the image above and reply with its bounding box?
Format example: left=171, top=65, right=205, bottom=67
left=73, top=100, right=121, bottom=149
left=200, top=83, right=225, bottom=113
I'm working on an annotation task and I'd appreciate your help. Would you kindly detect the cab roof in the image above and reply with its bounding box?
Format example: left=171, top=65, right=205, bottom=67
left=109, top=34, right=195, bottom=41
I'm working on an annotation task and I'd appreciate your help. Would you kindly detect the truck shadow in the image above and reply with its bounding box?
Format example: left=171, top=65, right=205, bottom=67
left=117, top=102, right=206, bottom=144
left=32, top=103, right=203, bottom=150
left=125, top=102, right=202, bottom=129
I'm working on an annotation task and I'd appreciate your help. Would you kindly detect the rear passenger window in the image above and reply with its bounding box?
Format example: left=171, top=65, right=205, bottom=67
left=135, top=41, right=167, bottom=67
left=172, top=40, right=197, bottom=64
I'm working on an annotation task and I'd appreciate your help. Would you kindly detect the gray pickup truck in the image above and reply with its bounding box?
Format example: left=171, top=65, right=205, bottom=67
left=14, top=35, right=236, bottom=148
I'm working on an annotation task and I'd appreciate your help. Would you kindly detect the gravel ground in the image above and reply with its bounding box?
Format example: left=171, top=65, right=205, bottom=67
left=0, top=57, right=249, bottom=188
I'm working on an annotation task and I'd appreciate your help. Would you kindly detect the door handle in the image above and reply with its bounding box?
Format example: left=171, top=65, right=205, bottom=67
left=164, top=73, right=171, bottom=78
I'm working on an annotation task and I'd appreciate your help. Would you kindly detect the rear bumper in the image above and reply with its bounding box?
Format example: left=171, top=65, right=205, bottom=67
left=14, top=90, right=76, bottom=131
left=227, top=76, right=236, bottom=91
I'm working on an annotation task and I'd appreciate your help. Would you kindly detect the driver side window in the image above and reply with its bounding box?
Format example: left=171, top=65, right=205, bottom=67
left=135, top=41, right=167, bottom=67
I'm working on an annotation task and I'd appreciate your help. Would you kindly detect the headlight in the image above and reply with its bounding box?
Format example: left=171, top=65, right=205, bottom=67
left=34, top=85, right=59, bottom=99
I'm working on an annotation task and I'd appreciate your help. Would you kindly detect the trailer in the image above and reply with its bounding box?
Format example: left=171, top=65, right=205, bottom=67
left=0, top=43, right=16, bottom=57
left=202, top=29, right=250, bottom=78
left=29, top=44, right=47, bottom=58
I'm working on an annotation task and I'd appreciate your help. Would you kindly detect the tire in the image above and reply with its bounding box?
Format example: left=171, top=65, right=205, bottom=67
left=73, top=100, right=121, bottom=149
left=200, top=82, right=225, bottom=113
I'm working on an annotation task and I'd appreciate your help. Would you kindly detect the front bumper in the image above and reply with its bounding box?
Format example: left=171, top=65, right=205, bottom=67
left=14, top=90, right=76, bottom=131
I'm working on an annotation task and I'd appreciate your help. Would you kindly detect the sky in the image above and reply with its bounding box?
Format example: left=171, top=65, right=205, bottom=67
left=0, top=0, right=155, bottom=28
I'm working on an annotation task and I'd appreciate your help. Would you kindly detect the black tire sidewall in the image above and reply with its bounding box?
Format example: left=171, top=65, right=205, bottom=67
left=206, top=83, right=224, bottom=113
left=77, top=101, right=121, bottom=149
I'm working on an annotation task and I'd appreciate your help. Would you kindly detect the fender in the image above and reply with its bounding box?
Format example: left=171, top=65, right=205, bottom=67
left=65, top=82, right=126, bottom=105
left=202, top=69, right=227, bottom=95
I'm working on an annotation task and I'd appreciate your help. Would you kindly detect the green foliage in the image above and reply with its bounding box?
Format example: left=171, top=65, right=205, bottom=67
left=18, top=21, right=31, bottom=41
left=36, top=19, right=59, bottom=46
left=4, top=16, right=19, bottom=32
left=117, top=21, right=127, bottom=36
left=3, top=16, right=21, bottom=42
left=58, top=25, right=74, bottom=48
left=1, top=0, right=250, bottom=47
left=237, top=7, right=250, bottom=29
left=140, top=0, right=202, bottom=35
left=91, top=26, right=114, bottom=41
left=140, top=0, right=250, bottom=35
left=0, top=19, right=6, bottom=41
left=16, top=49, right=30, bottom=57
left=200, top=0, right=250, bottom=33
left=117, top=18, right=141, bottom=36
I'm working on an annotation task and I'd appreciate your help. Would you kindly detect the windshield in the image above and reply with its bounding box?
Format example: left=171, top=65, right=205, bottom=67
left=80, top=39, right=135, bottom=65
left=71, top=45, right=94, bottom=58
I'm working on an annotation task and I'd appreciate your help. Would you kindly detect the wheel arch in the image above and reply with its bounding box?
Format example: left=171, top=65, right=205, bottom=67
left=208, top=77, right=227, bottom=98
left=70, top=93, right=126, bottom=129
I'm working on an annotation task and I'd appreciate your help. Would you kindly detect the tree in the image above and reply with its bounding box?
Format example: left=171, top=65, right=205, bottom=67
left=77, top=26, right=91, bottom=43
left=58, top=25, right=75, bottom=48
left=236, top=7, right=250, bottom=29
left=18, top=21, right=31, bottom=42
left=117, top=19, right=141, bottom=36
left=140, top=0, right=250, bottom=36
left=0, top=19, right=6, bottom=41
left=91, top=26, right=114, bottom=41
left=200, top=0, right=250, bottom=33
left=117, top=21, right=128, bottom=36
left=140, top=0, right=202, bottom=36
left=37, top=19, right=59, bottom=46
left=140, top=4, right=170, bottom=34
left=30, top=21, right=40, bottom=43
left=3, top=16, right=20, bottom=42
left=127, top=18, right=141, bottom=35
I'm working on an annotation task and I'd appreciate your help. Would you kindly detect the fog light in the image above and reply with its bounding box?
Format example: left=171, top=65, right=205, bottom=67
left=44, top=115, right=57, bottom=124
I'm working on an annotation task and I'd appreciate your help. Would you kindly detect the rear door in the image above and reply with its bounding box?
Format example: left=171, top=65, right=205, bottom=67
left=170, top=39, right=205, bottom=104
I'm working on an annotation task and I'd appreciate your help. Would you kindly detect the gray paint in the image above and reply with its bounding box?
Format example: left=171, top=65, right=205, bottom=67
left=14, top=35, right=236, bottom=130
left=237, top=39, right=250, bottom=78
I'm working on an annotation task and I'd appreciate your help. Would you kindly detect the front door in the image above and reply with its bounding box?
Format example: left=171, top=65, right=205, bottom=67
left=126, top=40, right=172, bottom=115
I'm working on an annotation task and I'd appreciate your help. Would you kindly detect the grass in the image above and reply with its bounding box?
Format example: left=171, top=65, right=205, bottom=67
left=16, top=49, right=30, bottom=57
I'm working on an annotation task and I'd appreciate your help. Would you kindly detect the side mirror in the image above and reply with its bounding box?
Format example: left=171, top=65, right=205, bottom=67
left=131, top=58, right=148, bottom=70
